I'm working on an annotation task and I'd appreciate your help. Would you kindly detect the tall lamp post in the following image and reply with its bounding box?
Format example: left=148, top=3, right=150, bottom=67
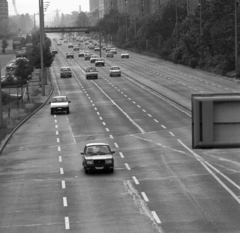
left=235, top=0, right=239, bottom=78
left=199, top=0, right=203, bottom=62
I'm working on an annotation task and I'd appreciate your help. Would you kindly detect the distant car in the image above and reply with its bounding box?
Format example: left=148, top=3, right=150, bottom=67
left=60, top=67, right=72, bottom=78
left=51, top=49, right=58, bottom=55
left=84, top=52, right=91, bottom=60
left=68, top=44, right=73, bottom=48
left=66, top=53, right=74, bottom=59
left=81, top=142, right=115, bottom=174
left=121, top=51, right=129, bottom=58
left=110, top=66, right=121, bottom=77
left=110, top=48, right=117, bottom=54
left=95, top=58, right=105, bottom=66
left=49, top=95, right=71, bottom=115
left=106, top=51, right=114, bottom=58
left=73, top=46, right=80, bottom=51
left=88, top=44, right=94, bottom=49
left=78, top=50, right=85, bottom=57
left=94, top=47, right=100, bottom=51
left=57, top=41, right=61, bottom=46
left=90, top=55, right=99, bottom=63
left=85, top=66, right=98, bottom=80
left=64, top=40, right=68, bottom=43
left=105, top=47, right=111, bottom=52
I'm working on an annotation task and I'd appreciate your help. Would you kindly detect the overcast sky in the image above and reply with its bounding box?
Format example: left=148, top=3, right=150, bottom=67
left=8, top=0, right=89, bottom=15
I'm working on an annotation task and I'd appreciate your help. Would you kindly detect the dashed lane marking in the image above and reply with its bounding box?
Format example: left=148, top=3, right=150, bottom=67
left=141, top=192, right=149, bottom=202
left=152, top=211, right=161, bottom=224
left=132, top=176, right=139, bottom=185
left=63, top=197, right=68, bottom=207
left=65, top=217, right=70, bottom=230
left=119, top=152, right=124, bottom=158
left=125, top=163, right=131, bottom=170
left=59, top=156, right=62, bottom=162
left=62, top=180, right=66, bottom=189
left=60, top=168, right=64, bottom=174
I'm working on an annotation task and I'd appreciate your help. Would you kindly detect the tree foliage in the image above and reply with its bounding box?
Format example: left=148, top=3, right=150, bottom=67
left=1, top=38, right=8, bottom=53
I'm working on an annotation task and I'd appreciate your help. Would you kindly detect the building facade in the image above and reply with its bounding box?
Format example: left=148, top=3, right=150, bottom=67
left=0, top=0, right=8, bottom=21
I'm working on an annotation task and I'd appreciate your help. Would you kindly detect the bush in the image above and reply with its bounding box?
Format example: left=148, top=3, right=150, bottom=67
left=189, top=57, right=199, bottom=68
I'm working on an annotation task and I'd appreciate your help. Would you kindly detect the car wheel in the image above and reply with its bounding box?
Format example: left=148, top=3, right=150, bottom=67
left=119, top=74, right=121, bottom=77
left=85, top=169, right=88, bottom=174
left=109, top=168, right=114, bottom=173
left=51, top=110, right=54, bottom=115
left=66, top=108, right=69, bottom=114
left=110, top=74, right=112, bottom=77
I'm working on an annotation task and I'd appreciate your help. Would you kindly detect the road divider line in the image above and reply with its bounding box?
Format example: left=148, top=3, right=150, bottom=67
left=148, top=114, right=152, bottom=117
left=56, top=131, right=59, bottom=135
left=125, top=163, right=131, bottom=170
left=141, top=192, right=149, bottom=202
left=54, top=120, right=57, bottom=123
left=114, top=143, right=119, bottom=148
left=119, top=152, right=124, bottom=158
left=154, top=119, right=159, bottom=123
left=132, top=176, right=139, bottom=184
left=110, top=135, right=114, bottom=139
left=55, top=125, right=58, bottom=129
left=106, top=128, right=109, bottom=132
left=65, top=217, right=70, bottom=229
left=92, top=82, right=145, bottom=134
left=60, top=167, right=64, bottom=174
left=63, top=197, right=68, bottom=207
left=152, top=211, right=161, bottom=224
left=102, top=122, right=106, bottom=125
left=161, top=125, right=166, bottom=129
left=62, top=180, right=66, bottom=189
left=57, top=138, right=60, bottom=143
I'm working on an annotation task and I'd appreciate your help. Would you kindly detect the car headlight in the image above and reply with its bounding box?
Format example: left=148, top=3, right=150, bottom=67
left=105, top=159, right=113, bottom=164
left=86, top=160, right=93, bottom=165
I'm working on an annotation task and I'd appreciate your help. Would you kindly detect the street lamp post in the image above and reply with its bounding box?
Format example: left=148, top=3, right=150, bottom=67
left=39, top=0, right=45, bottom=95
left=235, top=0, right=238, bottom=78
left=199, top=0, right=203, bottom=62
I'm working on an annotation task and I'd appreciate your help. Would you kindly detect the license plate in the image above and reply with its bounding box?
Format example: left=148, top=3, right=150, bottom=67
left=95, top=167, right=104, bottom=170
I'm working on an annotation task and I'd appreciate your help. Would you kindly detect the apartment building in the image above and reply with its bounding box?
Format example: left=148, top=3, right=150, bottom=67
left=0, top=0, right=8, bottom=21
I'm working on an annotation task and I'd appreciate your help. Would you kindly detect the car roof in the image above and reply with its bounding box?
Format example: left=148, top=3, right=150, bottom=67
left=85, top=142, right=109, bottom=147
left=52, top=95, right=67, bottom=99
left=61, top=67, right=71, bottom=69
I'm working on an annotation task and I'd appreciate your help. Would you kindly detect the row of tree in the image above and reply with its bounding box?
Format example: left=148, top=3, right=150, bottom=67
left=95, top=0, right=240, bottom=76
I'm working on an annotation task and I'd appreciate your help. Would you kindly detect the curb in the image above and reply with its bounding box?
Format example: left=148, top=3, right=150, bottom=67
left=0, top=74, right=54, bottom=155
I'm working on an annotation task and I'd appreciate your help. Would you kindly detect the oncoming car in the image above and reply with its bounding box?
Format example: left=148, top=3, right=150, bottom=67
left=110, top=66, right=121, bottom=77
left=49, top=96, right=71, bottom=115
left=84, top=52, right=91, bottom=60
left=81, top=142, right=115, bottom=174
left=68, top=43, right=73, bottom=48
left=106, top=51, right=113, bottom=58
left=121, top=51, right=129, bottom=58
left=90, top=55, right=99, bottom=63
left=85, top=67, right=98, bottom=80
left=60, top=67, right=72, bottom=78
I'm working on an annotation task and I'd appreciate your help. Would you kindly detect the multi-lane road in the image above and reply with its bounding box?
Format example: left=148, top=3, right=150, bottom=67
left=0, top=34, right=240, bottom=233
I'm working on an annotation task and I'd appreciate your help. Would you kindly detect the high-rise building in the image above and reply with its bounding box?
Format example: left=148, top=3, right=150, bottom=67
left=89, top=0, right=99, bottom=12
left=0, top=0, right=8, bottom=21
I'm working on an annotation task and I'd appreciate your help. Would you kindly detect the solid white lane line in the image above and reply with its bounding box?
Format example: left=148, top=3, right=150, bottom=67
left=106, top=128, right=109, bottom=132
left=169, top=132, right=175, bottom=136
left=161, top=125, right=166, bottom=129
left=178, top=139, right=240, bottom=204
left=60, top=167, right=64, bottom=174
left=56, top=131, right=59, bottom=135
left=92, top=82, right=145, bottom=133
left=102, top=122, right=106, bottom=125
left=57, top=138, right=60, bottom=143
left=154, top=119, right=159, bottom=123
left=148, top=114, right=152, bottom=117
left=65, top=217, right=70, bottom=229
left=58, top=146, right=61, bottom=152
left=125, top=163, right=131, bottom=170
left=152, top=211, right=161, bottom=224
left=119, top=152, right=124, bottom=158
left=59, top=156, right=62, bottom=162
left=55, top=125, right=58, bottom=129
left=114, top=143, right=119, bottom=148
left=132, top=176, right=139, bottom=185
left=141, top=192, right=149, bottom=202
left=63, top=197, right=68, bottom=207
left=62, top=180, right=66, bottom=189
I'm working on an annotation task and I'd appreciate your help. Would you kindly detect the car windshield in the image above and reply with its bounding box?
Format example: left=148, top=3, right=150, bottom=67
left=61, top=68, right=71, bottom=71
left=52, top=97, right=68, bottom=103
left=86, top=145, right=111, bottom=155
left=111, top=67, right=120, bottom=70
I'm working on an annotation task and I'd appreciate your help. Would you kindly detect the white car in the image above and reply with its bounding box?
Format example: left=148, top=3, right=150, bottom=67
left=85, top=66, right=98, bottom=80
left=121, top=51, right=129, bottom=58
left=49, top=96, right=71, bottom=115
left=90, top=55, right=99, bottom=63
left=110, top=48, right=117, bottom=54
left=110, top=66, right=121, bottom=77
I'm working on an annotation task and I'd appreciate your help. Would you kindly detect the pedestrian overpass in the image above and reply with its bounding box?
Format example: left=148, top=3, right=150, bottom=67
left=44, top=26, right=99, bottom=33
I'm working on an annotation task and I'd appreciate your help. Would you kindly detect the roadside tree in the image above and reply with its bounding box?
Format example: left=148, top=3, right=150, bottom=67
left=1, top=38, right=8, bottom=53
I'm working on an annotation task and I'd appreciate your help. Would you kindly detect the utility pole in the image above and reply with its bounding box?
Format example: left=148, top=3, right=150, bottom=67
left=39, top=0, right=45, bottom=95
left=235, top=0, right=239, bottom=78
left=0, top=63, right=3, bottom=128
left=199, top=0, right=203, bottom=62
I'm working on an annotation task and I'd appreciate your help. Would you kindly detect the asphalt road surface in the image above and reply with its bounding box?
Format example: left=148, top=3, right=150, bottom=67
left=0, top=34, right=240, bottom=233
